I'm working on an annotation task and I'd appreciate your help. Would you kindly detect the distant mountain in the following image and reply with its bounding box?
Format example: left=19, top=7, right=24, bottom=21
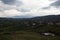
left=0, top=15, right=60, bottom=22
left=31, top=15, right=60, bottom=22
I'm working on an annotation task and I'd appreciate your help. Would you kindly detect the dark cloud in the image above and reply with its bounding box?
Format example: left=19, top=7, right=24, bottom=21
left=1, top=0, right=23, bottom=5
left=51, top=0, right=60, bottom=7
left=1, top=0, right=16, bottom=5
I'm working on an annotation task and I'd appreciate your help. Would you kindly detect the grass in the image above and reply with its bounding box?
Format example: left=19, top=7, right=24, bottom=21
left=0, top=31, right=60, bottom=40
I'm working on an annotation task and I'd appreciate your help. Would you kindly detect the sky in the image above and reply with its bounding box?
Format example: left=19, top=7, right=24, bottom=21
left=0, top=0, right=60, bottom=18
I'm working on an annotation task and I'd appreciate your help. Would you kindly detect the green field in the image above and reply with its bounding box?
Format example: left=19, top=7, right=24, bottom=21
left=0, top=30, right=60, bottom=40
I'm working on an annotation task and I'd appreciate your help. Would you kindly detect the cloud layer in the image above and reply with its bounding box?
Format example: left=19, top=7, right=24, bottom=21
left=0, top=0, right=60, bottom=18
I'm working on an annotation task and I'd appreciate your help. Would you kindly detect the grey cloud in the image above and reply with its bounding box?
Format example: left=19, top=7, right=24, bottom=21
left=15, top=1, right=23, bottom=6
left=1, top=0, right=16, bottom=5
left=0, top=0, right=23, bottom=11
left=42, top=6, right=50, bottom=9
left=17, top=8, right=30, bottom=12
left=50, top=0, right=60, bottom=7
left=0, top=5, right=16, bottom=11
left=0, top=0, right=30, bottom=13
left=1, top=0, right=23, bottom=5
left=0, top=7, right=8, bottom=11
left=42, top=0, right=60, bottom=9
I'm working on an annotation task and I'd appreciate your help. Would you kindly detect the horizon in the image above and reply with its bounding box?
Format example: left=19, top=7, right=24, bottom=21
left=0, top=15, right=60, bottom=18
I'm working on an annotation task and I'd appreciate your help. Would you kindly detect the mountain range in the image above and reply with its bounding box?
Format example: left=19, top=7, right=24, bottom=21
left=0, top=15, right=60, bottom=22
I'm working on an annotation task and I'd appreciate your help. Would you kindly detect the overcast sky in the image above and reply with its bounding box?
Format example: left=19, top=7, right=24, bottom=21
left=0, top=0, right=60, bottom=18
